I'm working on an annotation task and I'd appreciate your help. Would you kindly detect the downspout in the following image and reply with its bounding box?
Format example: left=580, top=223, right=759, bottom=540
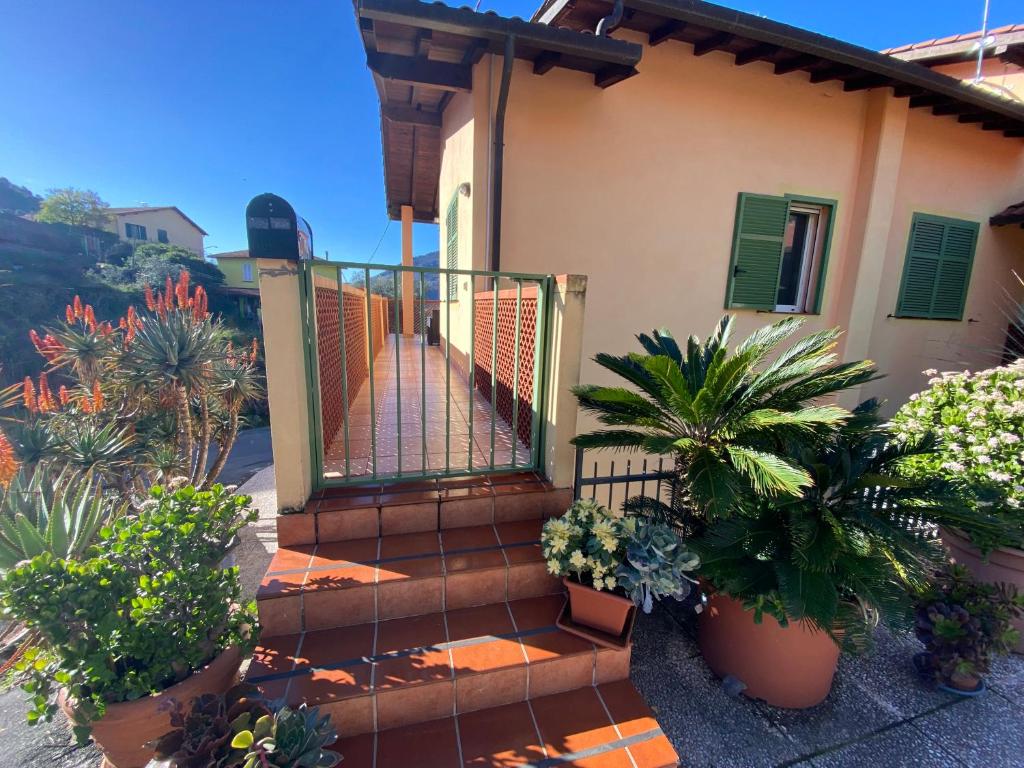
left=489, top=33, right=515, bottom=278
left=595, top=0, right=623, bottom=37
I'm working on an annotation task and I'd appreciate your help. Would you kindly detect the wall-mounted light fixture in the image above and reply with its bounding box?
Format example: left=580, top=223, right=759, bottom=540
left=458, top=182, right=471, bottom=198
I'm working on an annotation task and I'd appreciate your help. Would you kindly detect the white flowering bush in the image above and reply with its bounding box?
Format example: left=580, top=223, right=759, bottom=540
left=541, top=499, right=636, bottom=592
left=892, top=362, right=1024, bottom=551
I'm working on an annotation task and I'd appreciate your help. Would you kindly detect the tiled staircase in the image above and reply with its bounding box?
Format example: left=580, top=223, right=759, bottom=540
left=249, top=472, right=679, bottom=768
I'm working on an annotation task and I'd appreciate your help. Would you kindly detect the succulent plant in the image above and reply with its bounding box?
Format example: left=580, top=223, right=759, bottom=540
left=615, top=522, right=699, bottom=612
left=914, top=565, right=1024, bottom=686
left=231, top=703, right=341, bottom=768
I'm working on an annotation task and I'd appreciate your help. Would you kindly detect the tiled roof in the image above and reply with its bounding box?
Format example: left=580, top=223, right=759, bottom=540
left=883, top=24, right=1024, bottom=55
left=107, top=205, right=209, bottom=235
left=211, top=249, right=250, bottom=259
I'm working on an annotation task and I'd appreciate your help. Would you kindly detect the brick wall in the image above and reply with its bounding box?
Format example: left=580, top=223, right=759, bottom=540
left=473, top=287, right=538, bottom=447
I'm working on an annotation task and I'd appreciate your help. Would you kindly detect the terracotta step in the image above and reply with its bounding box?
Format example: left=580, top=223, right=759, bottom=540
left=257, top=519, right=563, bottom=636
left=331, top=682, right=678, bottom=768
left=277, top=472, right=573, bottom=547
left=245, top=594, right=632, bottom=737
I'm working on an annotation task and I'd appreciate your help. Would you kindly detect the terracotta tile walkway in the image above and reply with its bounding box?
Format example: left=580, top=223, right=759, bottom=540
left=324, top=334, right=530, bottom=480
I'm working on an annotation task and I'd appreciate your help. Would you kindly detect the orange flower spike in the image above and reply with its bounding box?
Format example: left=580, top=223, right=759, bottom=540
left=176, top=270, right=190, bottom=309
left=144, top=285, right=157, bottom=312
left=58, top=386, right=69, bottom=407
left=38, top=373, right=54, bottom=413
left=22, top=377, right=36, bottom=414
left=84, top=305, right=97, bottom=332
left=79, top=396, right=92, bottom=414
left=29, top=329, right=43, bottom=353
left=250, top=338, right=259, bottom=364
left=92, top=381, right=104, bottom=412
left=164, top=276, right=174, bottom=307
left=73, top=295, right=83, bottom=319
left=66, top=305, right=75, bottom=324
left=0, top=429, right=18, bottom=490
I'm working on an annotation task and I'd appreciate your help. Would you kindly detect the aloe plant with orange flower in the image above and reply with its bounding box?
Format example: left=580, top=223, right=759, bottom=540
left=0, top=270, right=263, bottom=498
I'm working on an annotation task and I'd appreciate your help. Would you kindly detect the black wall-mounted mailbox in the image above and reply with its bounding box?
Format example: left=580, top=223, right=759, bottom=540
left=245, top=193, right=314, bottom=260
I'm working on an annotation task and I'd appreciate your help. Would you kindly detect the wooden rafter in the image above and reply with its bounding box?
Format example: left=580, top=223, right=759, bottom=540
left=692, top=32, right=733, bottom=57
left=734, top=43, right=778, bottom=66
left=648, top=20, right=685, bottom=46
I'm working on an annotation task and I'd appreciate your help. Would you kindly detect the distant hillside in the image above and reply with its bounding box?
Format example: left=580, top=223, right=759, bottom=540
left=0, top=177, right=41, bottom=215
left=354, top=250, right=441, bottom=300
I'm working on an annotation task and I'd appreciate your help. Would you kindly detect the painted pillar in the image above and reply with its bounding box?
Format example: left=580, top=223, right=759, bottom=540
left=830, top=90, right=909, bottom=407
left=401, top=205, right=415, bottom=336
left=256, top=258, right=314, bottom=513
left=543, top=274, right=588, bottom=489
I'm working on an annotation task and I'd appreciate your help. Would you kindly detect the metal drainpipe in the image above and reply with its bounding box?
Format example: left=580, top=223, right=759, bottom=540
left=595, top=0, right=623, bottom=36
left=489, top=33, right=515, bottom=281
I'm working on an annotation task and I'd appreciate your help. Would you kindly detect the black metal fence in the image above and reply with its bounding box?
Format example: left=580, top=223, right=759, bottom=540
left=572, top=447, right=676, bottom=508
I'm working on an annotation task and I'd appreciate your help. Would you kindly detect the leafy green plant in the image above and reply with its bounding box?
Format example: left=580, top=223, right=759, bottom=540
left=0, top=465, right=124, bottom=568
left=914, top=565, right=1024, bottom=686
left=691, top=401, right=1004, bottom=649
left=615, top=521, right=699, bottom=612
left=572, top=315, right=876, bottom=521
left=542, top=499, right=699, bottom=610
left=892, top=362, right=1024, bottom=552
left=0, top=484, right=258, bottom=740
left=231, top=703, right=341, bottom=768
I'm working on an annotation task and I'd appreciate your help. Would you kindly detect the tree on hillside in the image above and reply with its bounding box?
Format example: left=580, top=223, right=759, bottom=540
left=93, top=242, right=225, bottom=293
left=36, top=188, right=111, bottom=228
left=0, top=178, right=41, bottom=215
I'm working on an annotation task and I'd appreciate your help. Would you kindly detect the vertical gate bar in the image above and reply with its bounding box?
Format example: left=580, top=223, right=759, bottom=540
left=591, top=462, right=597, bottom=500
left=641, top=458, right=648, bottom=498
left=419, top=271, right=426, bottom=474
left=364, top=267, right=378, bottom=478
left=468, top=276, right=476, bottom=472
left=656, top=458, right=664, bottom=500
left=445, top=270, right=451, bottom=473
left=511, top=280, right=522, bottom=468
left=393, top=270, right=402, bottom=477
left=300, top=262, right=325, bottom=489
left=573, top=446, right=583, bottom=500
left=535, top=276, right=553, bottom=473
left=337, top=268, right=351, bottom=479
left=489, top=279, right=498, bottom=469
left=608, top=460, right=615, bottom=508
left=528, top=278, right=545, bottom=469
left=624, top=460, right=631, bottom=503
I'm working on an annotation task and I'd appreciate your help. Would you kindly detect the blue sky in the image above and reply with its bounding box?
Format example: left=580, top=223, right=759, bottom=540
left=0, top=1, right=1016, bottom=264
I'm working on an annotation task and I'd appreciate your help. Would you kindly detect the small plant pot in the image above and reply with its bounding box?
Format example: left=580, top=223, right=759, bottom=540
left=698, top=592, right=840, bottom=709
left=60, top=645, right=242, bottom=768
left=563, top=577, right=634, bottom=636
left=938, top=672, right=986, bottom=697
left=940, top=526, right=1024, bottom=654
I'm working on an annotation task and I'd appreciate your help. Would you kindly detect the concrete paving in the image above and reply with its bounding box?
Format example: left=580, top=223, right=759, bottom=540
left=4, top=464, right=1022, bottom=767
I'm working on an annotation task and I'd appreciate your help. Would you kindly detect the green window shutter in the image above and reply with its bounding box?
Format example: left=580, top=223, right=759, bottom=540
left=445, top=191, right=458, bottom=300
left=725, top=193, right=791, bottom=310
left=896, top=214, right=978, bottom=320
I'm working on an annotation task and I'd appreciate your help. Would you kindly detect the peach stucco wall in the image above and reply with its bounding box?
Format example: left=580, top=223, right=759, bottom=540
left=438, top=31, right=1024, bottom=421
left=929, top=58, right=1024, bottom=103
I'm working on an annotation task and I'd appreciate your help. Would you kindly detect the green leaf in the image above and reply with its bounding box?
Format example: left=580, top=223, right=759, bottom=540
left=688, top=449, right=740, bottom=518
left=231, top=730, right=254, bottom=749
left=726, top=446, right=811, bottom=497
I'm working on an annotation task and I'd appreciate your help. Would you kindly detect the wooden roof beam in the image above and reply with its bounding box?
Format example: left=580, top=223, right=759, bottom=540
left=957, top=112, right=987, bottom=124
left=983, top=119, right=1018, bottom=131
left=648, top=20, right=686, bottom=46
left=692, top=32, right=734, bottom=57
left=382, top=105, right=442, bottom=126
left=809, top=64, right=854, bottom=84
left=773, top=54, right=819, bottom=75
left=595, top=64, right=638, bottom=88
left=842, top=74, right=891, bottom=92
left=908, top=93, right=948, bottom=109
left=932, top=103, right=969, bottom=117
left=892, top=84, right=925, bottom=98
left=734, top=43, right=779, bottom=66
left=1004, top=129, right=1024, bottom=138
left=533, top=50, right=561, bottom=75
left=367, top=51, right=472, bottom=92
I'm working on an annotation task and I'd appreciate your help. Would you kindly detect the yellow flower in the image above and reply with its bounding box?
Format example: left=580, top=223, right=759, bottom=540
left=547, top=559, right=562, bottom=575
left=569, top=549, right=586, bottom=569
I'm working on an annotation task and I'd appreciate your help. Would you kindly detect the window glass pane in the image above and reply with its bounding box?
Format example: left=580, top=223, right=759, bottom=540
left=157, top=229, right=168, bottom=243
left=777, top=212, right=810, bottom=307
left=242, top=263, right=253, bottom=281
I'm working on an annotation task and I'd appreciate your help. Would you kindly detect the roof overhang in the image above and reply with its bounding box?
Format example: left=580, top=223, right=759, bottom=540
left=534, top=0, right=1024, bottom=139
left=885, top=27, right=1024, bottom=68
left=356, top=0, right=643, bottom=222
left=991, top=201, right=1024, bottom=228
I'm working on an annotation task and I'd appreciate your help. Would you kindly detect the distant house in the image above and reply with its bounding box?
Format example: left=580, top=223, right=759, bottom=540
left=103, top=206, right=207, bottom=256
left=210, top=249, right=260, bottom=320
left=884, top=24, right=1024, bottom=102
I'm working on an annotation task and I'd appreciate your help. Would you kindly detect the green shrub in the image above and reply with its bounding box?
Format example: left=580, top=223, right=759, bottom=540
left=0, top=484, right=258, bottom=741
left=892, top=363, right=1024, bottom=552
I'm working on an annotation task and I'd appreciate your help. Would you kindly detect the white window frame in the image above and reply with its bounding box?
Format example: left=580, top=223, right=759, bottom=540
left=775, top=203, right=828, bottom=314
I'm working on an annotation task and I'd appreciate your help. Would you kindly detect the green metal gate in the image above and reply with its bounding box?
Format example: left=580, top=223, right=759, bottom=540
left=299, top=261, right=553, bottom=489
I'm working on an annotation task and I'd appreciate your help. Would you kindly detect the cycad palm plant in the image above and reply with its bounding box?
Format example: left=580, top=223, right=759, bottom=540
left=692, top=400, right=1009, bottom=649
left=572, top=315, right=876, bottom=522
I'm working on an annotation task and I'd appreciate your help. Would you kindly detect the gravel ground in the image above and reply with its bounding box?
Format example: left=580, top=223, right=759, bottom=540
left=5, top=466, right=1022, bottom=767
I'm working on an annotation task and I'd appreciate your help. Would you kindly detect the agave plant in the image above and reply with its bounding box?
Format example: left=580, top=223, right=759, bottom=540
left=573, top=315, right=876, bottom=522
left=0, top=465, right=124, bottom=568
left=231, top=704, right=341, bottom=768
left=691, top=400, right=1008, bottom=649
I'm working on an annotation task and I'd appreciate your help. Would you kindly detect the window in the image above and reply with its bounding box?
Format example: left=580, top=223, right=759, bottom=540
left=157, top=228, right=169, bottom=244
left=242, top=262, right=254, bottom=282
left=895, top=213, right=978, bottom=320
left=725, top=193, right=835, bottom=314
left=445, top=191, right=458, bottom=300
left=125, top=222, right=147, bottom=240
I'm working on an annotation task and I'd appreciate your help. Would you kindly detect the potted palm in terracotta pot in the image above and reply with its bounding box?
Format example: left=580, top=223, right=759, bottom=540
left=892, top=362, right=1024, bottom=651
left=542, top=499, right=698, bottom=637
left=0, top=483, right=259, bottom=768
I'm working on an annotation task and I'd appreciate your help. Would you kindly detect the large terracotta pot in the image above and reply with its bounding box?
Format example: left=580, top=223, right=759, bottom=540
left=60, top=645, right=242, bottom=768
left=698, top=592, right=840, bottom=709
left=941, top=526, right=1024, bottom=653
left=564, top=577, right=633, bottom=636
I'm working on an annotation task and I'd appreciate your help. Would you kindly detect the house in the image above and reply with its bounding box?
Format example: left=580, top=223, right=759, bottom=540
left=103, top=205, right=207, bottom=256
left=884, top=24, right=1024, bottom=102
left=354, top=0, right=1024, bottom=415
left=209, top=249, right=261, bottom=319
